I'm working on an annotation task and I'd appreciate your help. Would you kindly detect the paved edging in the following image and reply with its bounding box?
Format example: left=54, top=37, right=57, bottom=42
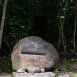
left=0, top=75, right=12, bottom=77
left=0, top=72, right=77, bottom=77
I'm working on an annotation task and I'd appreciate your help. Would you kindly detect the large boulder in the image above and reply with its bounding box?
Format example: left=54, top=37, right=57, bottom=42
left=11, top=36, right=59, bottom=70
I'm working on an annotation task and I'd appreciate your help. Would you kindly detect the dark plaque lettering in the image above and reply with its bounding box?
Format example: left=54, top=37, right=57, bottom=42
left=21, top=41, right=44, bottom=55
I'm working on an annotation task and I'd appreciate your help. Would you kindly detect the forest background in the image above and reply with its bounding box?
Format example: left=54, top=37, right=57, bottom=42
left=0, top=0, right=77, bottom=56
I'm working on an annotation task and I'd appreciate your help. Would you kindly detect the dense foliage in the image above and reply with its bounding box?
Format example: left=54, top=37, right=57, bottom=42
left=0, top=0, right=77, bottom=55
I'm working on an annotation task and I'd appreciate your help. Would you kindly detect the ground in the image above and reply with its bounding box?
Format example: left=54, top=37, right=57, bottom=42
left=0, top=53, right=77, bottom=73
left=0, top=55, right=13, bottom=73
left=58, top=52, right=77, bottom=73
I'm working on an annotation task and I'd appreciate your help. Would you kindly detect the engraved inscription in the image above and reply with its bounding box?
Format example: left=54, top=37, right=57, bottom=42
left=21, top=41, right=44, bottom=55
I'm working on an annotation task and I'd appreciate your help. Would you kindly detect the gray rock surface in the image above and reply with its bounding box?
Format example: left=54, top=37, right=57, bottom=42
left=27, top=67, right=41, bottom=73
left=11, top=36, right=59, bottom=70
left=12, top=72, right=55, bottom=77
left=17, top=69, right=25, bottom=73
left=40, top=68, right=45, bottom=73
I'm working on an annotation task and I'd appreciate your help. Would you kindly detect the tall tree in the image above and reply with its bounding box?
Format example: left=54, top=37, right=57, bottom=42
left=73, top=0, right=77, bottom=51
left=57, top=0, right=68, bottom=54
left=0, top=0, right=8, bottom=48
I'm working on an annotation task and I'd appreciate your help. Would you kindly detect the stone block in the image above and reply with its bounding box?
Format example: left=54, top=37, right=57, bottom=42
left=0, top=75, right=12, bottom=77
left=12, top=72, right=55, bottom=77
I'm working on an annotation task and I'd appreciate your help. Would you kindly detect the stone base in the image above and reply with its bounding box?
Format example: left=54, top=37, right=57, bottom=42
left=0, top=72, right=77, bottom=77
left=12, top=72, right=55, bottom=77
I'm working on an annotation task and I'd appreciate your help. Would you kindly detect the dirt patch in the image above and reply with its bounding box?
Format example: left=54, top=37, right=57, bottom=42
left=57, top=52, right=77, bottom=72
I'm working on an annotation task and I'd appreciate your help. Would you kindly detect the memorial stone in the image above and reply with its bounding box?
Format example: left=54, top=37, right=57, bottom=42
left=11, top=36, right=59, bottom=70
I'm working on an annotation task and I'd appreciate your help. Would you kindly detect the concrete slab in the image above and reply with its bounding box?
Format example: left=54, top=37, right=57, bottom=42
left=0, top=75, right=12, bottom=77
left=12, top=72, right=55, bottom=77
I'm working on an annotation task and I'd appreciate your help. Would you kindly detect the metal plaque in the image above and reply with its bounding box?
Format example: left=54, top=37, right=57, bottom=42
left=21, top=41, right=44, bottom=55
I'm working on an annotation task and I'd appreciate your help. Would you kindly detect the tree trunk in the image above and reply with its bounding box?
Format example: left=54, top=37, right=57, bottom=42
left=73, top=0, right=77, bottom=51
left=0, top=0, right=3, bottom=6
left=0, top=0, right=8, bottom=49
